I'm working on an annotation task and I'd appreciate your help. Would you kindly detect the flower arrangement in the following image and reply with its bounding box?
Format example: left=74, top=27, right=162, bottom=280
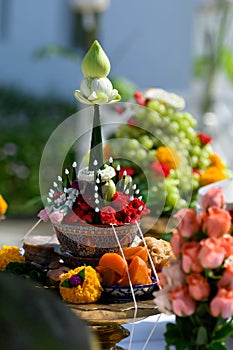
left=0, top=194, right=8, bottom=220
left=59, top=265, right=103, bottom=304
left=38, top=41, right=149, bottom=228
left=0, top=245, right=25, bottom=270
left=110, top=88, right=232, bottom=217
left=154, top=186, right=233, bottom=349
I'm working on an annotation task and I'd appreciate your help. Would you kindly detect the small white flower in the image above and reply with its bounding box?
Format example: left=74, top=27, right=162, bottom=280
left=99, top=164, right=116, bottom=182
left=78, top=167, right=95, bottom=183
left=144, top=88, right=185, bottom=110
left=74, top=77, right=120, bottom=106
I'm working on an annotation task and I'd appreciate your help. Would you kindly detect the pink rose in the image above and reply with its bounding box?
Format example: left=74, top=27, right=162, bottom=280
left=210, top=288, right=233, bottom=319
left=201, top=207, right=231, bottom=238
left=161, top=259, right=185, bottom=287
left=169, top=285, right=196, bottom=316
left=202, top=187, right=225, bottom=212
left=174, top=208, right=199, bottom=238
left=153, top=285, right=173, bottom=314
left=198, top=237, right=225, bottom=269
left=218, top=263, right=233, bottom=290
left=157, top=272, right=168, bottom=288
left=182, top=242, right=202, bottom=273
left=186, top=273, right=210, bottom=301
left=220, top=234, right=233, bottom=257
left=170, top=228, right=184, bottom=258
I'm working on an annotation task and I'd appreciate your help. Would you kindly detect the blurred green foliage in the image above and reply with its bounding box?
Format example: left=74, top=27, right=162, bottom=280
left=0, top=87, right=76, bottom=217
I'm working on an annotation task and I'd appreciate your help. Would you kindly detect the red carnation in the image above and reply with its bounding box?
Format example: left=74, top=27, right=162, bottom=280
left=150, top=161, right=170, bottom=178
left=127, top=117, right=137, bottom=127
left=112, top=192, right=130, bottom=211
left=100, top=206, right=117, bottom=225
left=119, top=167, right=135, bottom=178
left=197, top=133, right=213, bottom=145
left=134, top=90, right=146, bottom=106
left=192, top=169, right=201, bottom=176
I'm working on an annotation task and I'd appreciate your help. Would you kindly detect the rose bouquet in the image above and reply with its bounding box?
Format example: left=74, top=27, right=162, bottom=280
left=154, top=186, right=233, bottom=349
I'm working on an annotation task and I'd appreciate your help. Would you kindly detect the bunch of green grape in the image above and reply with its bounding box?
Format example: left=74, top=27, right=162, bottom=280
left=111, top=94, right=214, bottom=216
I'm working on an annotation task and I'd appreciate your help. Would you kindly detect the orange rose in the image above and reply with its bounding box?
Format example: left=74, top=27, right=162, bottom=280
left=202, top=207, right=231, bottom=238
left=182, top=242, right=202, bottom=273
left=186, top=273, right=210, bottom=301
left=170, top=228, right=184, bottom=258
left=174, top=208, right=199, bottom=238
left=201, top=187, right=225, bottom=212
left=218, top=263, right=233, bottom=290
left=220, top=234, right=233, bottom=257
left=198, top=237, right=225, bottom=269
left=210, top=288, right=233, bottom=319
left=169, top=285, right=196, bottom=316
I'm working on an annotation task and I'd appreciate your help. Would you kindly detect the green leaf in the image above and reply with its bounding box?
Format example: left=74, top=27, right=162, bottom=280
left=196, top=326, right=208, bottom=345
left=61, top=279, right=70, bottom=288
left=206, top=342, right=227, bottom=350
left=221, top=47, right=233, bottom=83
left=193, top=57, right=212, bottom=77
left=78, top=268, right=85, bottom=281
left=213, top=322, right=233, bottom=341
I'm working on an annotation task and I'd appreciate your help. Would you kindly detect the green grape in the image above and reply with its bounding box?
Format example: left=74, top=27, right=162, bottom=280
left=136, top=148, right=148, bottom=161
left=127, top=139, right=140, bottom=150
left=139, top=135, right=154, bottom=150
left=170, top=121, right=180, bottom=131
left=190, top=155, right=199, bottom=168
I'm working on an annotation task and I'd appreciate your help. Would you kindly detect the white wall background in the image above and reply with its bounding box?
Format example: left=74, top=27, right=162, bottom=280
left=0, top=0, right=195, bottom=101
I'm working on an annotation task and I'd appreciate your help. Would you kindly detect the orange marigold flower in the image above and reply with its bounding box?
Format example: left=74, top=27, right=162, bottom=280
left=200, top=166, right=227, bottom=186
left=210, top=153, right=226, bottom=170
left=0, top=195, right=8, bottom=217
left=0, top=245, right=25, bottom=271
left=59, top=266, right=103, bottom=304
left=156, top=146, right=180, bottom=170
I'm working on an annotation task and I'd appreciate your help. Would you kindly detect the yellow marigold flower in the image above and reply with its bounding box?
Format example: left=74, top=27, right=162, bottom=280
left=200, top=166, right=227, bottom=186
left=0, top=195, right=8, bottom=216
left=209, top=153, right=226, bottom=170
left=0, top=245, right=25, bottom=271
left=59, top=266, right=103, bottom=304
left=156, top=146, right=181, bottom=170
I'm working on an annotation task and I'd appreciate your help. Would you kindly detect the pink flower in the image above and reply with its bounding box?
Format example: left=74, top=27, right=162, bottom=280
left=169, top=285, right=196, bottom=316
left=182, top=242, right=202, bottom=273
left=198, top=237, right=225, bottom=269
left=153, top=285, right=173, bottom=314
left=49, top=210, right=65, bottom=224
left=150, top=161, right=170, bottom=178
left=201, top=207, right=231, bottom=238
left=186, top=273, right=210, bottom=301
left=201, top=187, right=225, bottom=212
left=170, top=228, right=184, bottom=258
left=210, top=288, right=233, bottom=319
left=218, top=263, right=233, bottom=290
left=220, top=234, right=233, bottom=257
left=174, top=208, right=199, bottom=238
left=38, top=208, right=51, bottom=222
left=161, top=259, right=186, bottom=287
left=157, top=272, right=168, bottom=288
